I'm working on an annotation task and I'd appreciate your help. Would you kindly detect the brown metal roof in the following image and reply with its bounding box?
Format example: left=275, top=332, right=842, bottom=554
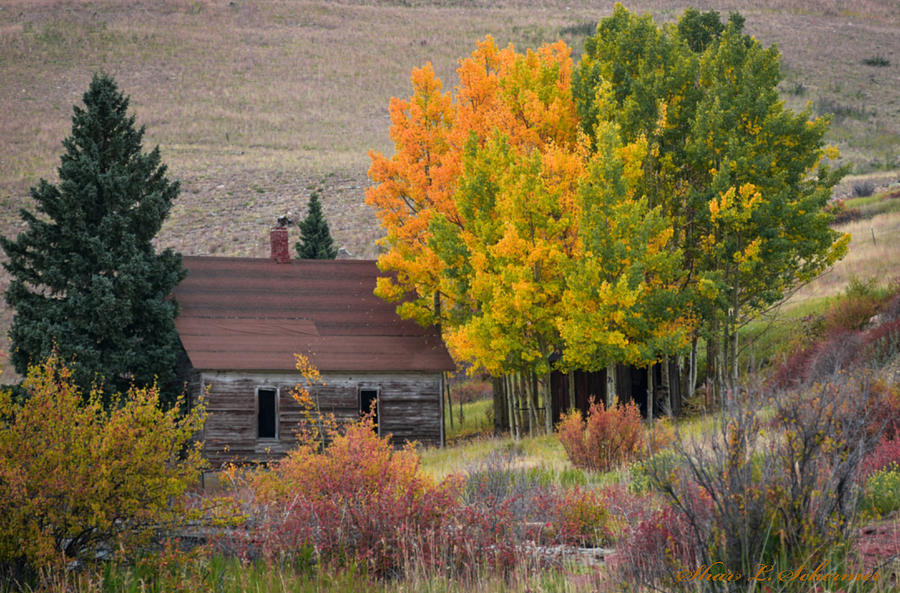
left=174, top=256, right=455, bottom=372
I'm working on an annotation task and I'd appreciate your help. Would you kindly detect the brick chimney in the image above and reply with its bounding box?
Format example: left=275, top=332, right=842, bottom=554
left=270, top=226, right=290, bottom=264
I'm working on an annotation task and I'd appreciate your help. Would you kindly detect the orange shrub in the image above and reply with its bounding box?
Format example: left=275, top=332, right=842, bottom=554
left=557, top=399, right=645, bottom=472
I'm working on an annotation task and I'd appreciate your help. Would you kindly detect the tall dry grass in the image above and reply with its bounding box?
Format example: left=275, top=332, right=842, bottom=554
left=788, top=210, right=900, bottom=306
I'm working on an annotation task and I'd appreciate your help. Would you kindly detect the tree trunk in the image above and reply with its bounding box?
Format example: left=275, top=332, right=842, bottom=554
left=647, top=365, right=654, bottom=423
left=517, top=372, right=529, bottom=438
left=525, top=371, right=535, bottom=438
left=661, top=355, right=671, bottom=416
left=606, top=363, right=616, bottom=408
left=568, top=370, right=576, bottom=414
left=731, top=281, right=740, bottom=390
left=689, top=335, right=698, bottom=398
left=732, top=326, right=739, bottom=389
left=707, top=315, right=719, bottom=407
left=544, top=373, right=552, bottom=434
left=492, top=376, right=506, bottom=433
left=458, top=382, right=464, bottom=426
left=503, top=375, right=519, bottom=441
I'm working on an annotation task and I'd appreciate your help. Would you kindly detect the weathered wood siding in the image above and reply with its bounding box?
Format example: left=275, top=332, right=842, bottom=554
left=195, top=371, right=442, bottom=467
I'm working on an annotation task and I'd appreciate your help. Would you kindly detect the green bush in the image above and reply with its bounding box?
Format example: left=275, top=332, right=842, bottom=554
left=858, top=465, right=900, bottom=517
left=862, top=54, right=890, bottom=67
left=628, top=450, right=682, bottom=494
left=0, top=355, right=205, bottom=582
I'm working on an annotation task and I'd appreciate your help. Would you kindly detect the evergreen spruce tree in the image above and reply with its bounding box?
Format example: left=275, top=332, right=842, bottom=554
left=295, top=191, right=338, bottom=259
left=0, top=73, right=186, bottom=406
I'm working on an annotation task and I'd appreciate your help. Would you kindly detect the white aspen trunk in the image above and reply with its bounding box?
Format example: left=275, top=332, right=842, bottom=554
left=544, top=373, right=552, bottom=434
left=718, top=328, right=726, bottom=407
left=515, top=373, right=524, bottom=440
left=690, top=337, right=699, bottom=397
left=506, top=375, right=516, bottom=441
left=568, top=370, right=576, bottom=414
left=661, top=355, right=671, bottom=416
left=732, top=280, right=741, bottom=390
left=527, top=371, right=537, bottom=438
left=732, top=328, right=739, bottom=388
left=518, top=372, right=531, bottom=438
left=606, top=363, right=616, bottom=408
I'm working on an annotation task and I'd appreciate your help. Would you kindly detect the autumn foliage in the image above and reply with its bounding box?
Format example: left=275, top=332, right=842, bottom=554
left=368, top=34, right=692, bottom=381
left=369, top=6, right=848, bottom=400
left=249, top=418, right=460, bottom=575
left=557, top=399, right=645, bottom=472
left=233, top=418, right=525, bottom=578
left=0, top=354, right=205, bottom=576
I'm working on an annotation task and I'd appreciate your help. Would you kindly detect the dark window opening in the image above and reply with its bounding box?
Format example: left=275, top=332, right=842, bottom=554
left=258, top=388, right=277, bottom=439
left=359, top=388, right=379, bottom=432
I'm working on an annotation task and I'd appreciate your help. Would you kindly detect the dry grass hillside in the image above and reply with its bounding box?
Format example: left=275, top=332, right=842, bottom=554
left=1, top=0, right=899, bottom=374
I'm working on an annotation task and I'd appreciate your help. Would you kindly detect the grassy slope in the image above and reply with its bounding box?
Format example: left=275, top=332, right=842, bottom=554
left=0, top=0, right=899, bottom=375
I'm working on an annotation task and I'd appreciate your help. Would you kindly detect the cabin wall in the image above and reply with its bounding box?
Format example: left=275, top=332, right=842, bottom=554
left=196, top=370, right=443, bottom=467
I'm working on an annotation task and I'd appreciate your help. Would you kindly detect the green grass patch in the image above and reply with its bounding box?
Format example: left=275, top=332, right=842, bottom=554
left=444, top=397, right=493, bottom=442
left=844, top=194, right=885, bottom=209
left=844, top=187, right=900, bottom=219
left=421, top=428, right=623, bottom=488
left=857, top=197, right=900, bottom=219
left=738, top=295, right=836, bottom=368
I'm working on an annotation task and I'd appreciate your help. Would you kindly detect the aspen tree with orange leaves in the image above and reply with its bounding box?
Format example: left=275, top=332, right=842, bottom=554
left=368, top=36, right=692, bottom=433
left=370, top=7, right=847, bottom=423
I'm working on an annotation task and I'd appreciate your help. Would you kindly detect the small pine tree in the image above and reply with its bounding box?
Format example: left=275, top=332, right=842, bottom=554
left=295, top=191, right=338, bottom=259
left=0, top=73, right=185, bottom=406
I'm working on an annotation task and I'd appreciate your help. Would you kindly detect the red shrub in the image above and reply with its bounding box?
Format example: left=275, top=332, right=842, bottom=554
left=824, top=198, right=863, bottom=224
left=769, top=329, right=863, bottom=388
left=825, top=292, right=884, bottom=332
left=232, top=419, right=523, bottom=578
left=557, top=399, right=645, bottom=472
left=857, top=318, right=900, bottom=368
left=450, top=379, right=492, bottom=404
left=615, top=507, right=699, bottom=568
left=400, top=495, right=520, bottom=577
left=247, top=420, right=461, bottom=575
left=864, top=380, right=900, bottom=440
left=859, top=436, right=900, bottom=481
left=769, top=341, right=822, bottom=389
left=609, top=488, right=714, bottom=589
left=598, top=484, right=661, bottom=531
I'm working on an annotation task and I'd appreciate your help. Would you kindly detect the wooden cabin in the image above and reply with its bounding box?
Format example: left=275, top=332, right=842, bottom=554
left=173, top=228, right=455, bottom=466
